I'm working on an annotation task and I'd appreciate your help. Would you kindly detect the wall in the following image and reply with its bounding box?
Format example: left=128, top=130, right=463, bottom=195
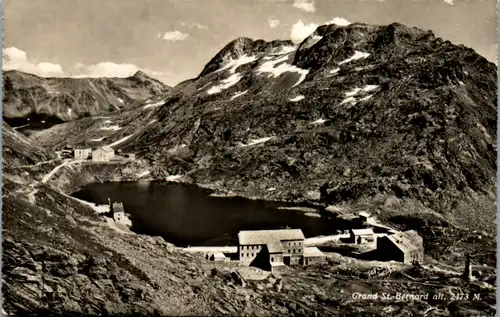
left=282, top=239, right=304, bottom=256
left=304, top=256, right=324, bottom=265
left=239, top=244, right=264, bottom=265
left=376, top=237, right=404, bottom=262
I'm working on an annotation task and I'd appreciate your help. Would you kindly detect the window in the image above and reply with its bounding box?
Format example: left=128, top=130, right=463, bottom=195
left=288, top=250, right=291, bottom=253
left=271, top=257, right=274, bottom=262
left=251, top=253, right=254, bottom=257
left=298, top=249, right=301, bottom=253
left=293, top=249, right=296, bottom=253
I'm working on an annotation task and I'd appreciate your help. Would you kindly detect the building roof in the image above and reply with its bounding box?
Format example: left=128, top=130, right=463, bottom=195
left=350, top=228, right=374, bottom=235
left=267, top=240, right=285, bottom=253
left=383, top=230, right=423, bottom=254
left=304, top=247, right=325, bottom=258
left=96, top=146, right=114, bottom=153
left=112, top=202, right=125, bottom=213
left=238, top=229, right=305, bottom=246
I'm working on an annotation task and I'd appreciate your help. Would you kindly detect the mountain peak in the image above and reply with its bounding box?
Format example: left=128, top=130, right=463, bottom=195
left=133, top=70, right=149, bottom=78
left=198, top=37, right=294, bottom=77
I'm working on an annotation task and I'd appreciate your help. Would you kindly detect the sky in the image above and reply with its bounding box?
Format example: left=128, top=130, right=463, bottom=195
left=2, top=0, right=497, bottom=86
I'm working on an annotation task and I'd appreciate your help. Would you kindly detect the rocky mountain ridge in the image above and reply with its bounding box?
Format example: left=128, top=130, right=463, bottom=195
left=2, top=70, right=171, bottom=134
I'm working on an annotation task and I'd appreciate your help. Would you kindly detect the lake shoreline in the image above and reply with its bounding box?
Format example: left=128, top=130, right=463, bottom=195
left=71, top=180, right=362, bottom=248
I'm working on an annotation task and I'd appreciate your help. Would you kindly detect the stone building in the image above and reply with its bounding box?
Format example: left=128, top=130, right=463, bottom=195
left=111, top=202, right=125, bottom=223
left=74, top=148, right=92, bottom=160
left=376, top=230, right=424, bottom=264
left=92, top=146, right=114, bottom=162
left=349, top=228, right=375, bottom=244
left=237, top=229, right=325, bottom=272
left=303, top=247, right=326, bottom=265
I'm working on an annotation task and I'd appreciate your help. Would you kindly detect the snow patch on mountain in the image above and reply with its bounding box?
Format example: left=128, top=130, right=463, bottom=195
left=143, top=100, right=165, bottom=109
left=90, top=137, right=105, bottom=142
left=301, top=34, right=323, bottom=50
left=100, top=125, right=121, bottom=131
left=217, top=54, right=258, bottom=74
left=311, top=118, right=327, bottom=124
left=239, top=136, right=275, bottom=147
left=340, top=96, right=357, bottom=105
left=256, top=55, right=309, bottom=87
left=330, top=68, right=340, bottom=75
left=108, top=134, right=133, bottom=147
left=207, top=73, right=242, bottom=95
left=344, top=84, right=378, bottom=98
left=345, top=88, right=361, bottom=97
left=338, top=51, right=370, bottom=65
left=289, top=95, right=305, bottom=102
left=230, top=90, right=248, bottom=100
left=362, top=84, right=379, bottom=92
left=359, top=94, right=373, bottom=101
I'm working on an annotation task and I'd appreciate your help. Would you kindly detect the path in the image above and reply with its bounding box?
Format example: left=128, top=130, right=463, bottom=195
left=41, top=159, right=71, bottom=183
left=41, top=159, right=88, bottom=184
left=27, top=187, right=38, bottom=204
left=20, top=159, right=58, bottom=168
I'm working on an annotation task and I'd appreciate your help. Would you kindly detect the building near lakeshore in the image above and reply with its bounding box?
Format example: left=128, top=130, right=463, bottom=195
left=92, top=146, right=114, bottom=162
left=349, top=228, right=375, bottom=244
left=111, top=202, right=126, bottom=223
left=74, top=148, right=92, bottom=160
left=376, top=230, right=424, bottom=264
left=237, top=229, right=325, bottom=272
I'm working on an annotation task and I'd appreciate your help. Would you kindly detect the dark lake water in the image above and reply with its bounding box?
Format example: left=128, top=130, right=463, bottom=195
left=5, top=114, right=64, bottom=136
left=72, top=181, right=359, bottom=247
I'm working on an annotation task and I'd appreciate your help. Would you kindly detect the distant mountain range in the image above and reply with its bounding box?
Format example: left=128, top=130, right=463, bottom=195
left=2, top=69, right=171, bottom=134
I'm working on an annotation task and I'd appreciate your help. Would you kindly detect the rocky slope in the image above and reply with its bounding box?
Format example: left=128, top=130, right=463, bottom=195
left=7, top=21, right=497, bottom=315
left=3, top=70, right=171, bottom=134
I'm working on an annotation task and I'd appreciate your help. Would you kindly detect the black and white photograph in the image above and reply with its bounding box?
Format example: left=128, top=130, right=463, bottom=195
left=1, top=0, right=498, bottom=316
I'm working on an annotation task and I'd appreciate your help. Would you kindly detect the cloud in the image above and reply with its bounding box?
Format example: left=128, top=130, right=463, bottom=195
left=71, top=62, right=168, bottom=81
left=325, top=17, right=351, bottom=26
left=75, top=62, right=141, bottom=77
left=3, top=47, right=64, bottom=76
left=293, top=0, right=316, bottom=12
left=444, top=0, right=454, bottom=5
left=180, top=21, right=208, bottom=29
left=158, top=30, right=189, bottom=41
left=268, top=17, right=280, bottom=28
left=290, top=20, right=318, bottom=44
